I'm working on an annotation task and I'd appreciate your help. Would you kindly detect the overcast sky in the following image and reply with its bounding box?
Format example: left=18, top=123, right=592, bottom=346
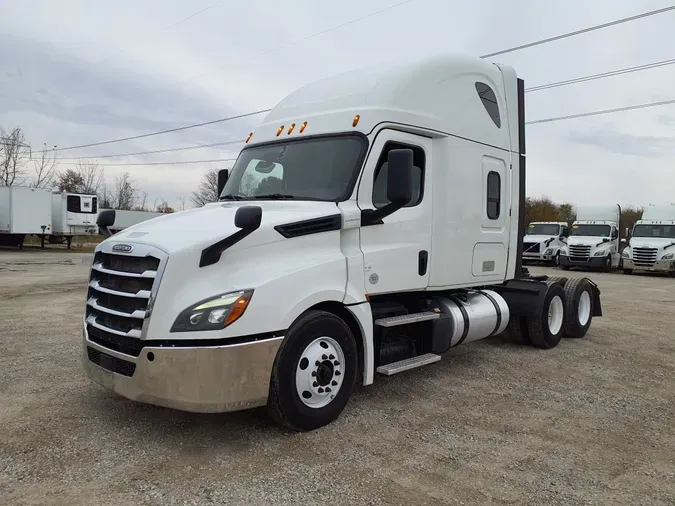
left=2, top=0, right=675, bottom=209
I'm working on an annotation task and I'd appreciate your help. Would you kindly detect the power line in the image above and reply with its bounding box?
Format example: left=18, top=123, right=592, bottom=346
left=525, top=98, right=675, bottom=124
left=526, top=57, right=675, bottom=92
left=58, top=158, right=238, bottom=167
left=51, top=110, right=269, bottom=153
left=58, top=139, right=245, bottom=160
left=481, top=5, right=675, bottom=58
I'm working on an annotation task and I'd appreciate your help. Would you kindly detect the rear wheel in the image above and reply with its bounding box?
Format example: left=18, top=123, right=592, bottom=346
left=562, top=277, right=594, bottom=338
left=268, top=310, right=357, bottom=432
left=507, top=315, right=531, bottom=345
left=527, top=282, right=566, bottom=349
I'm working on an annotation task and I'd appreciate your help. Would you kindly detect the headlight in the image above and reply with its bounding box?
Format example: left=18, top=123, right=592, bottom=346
left=560, top=249, right=568, bottom=256
left=544, top=248, right=554, bottom=255
left=621, top=250, right=630, bottom=258
left=663, top=253, right=674, bottom=260
left=171, top=290, right=253, bottom=332
left=594, top=250, right=607, bottom=257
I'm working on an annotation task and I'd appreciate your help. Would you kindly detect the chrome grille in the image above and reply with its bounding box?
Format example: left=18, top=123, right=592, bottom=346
left=85, top=244, right=167, bottom=355
left=569, top=244, right=591, bottom=261
left=523, top=242, right=540, bottom=254
left=632, top=247, right=658, bottom=267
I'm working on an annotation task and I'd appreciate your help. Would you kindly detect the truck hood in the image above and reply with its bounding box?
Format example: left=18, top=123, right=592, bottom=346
left=629, top=237, right=675, bottom=250
left=523, top=235, right=556, bottom=243
left=567, top=236, right=611, bottom=247
left=101, top=200, right=341, bottom=255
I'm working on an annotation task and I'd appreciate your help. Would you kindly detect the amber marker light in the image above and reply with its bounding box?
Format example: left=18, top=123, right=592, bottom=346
left=352, top=115, right=360, bottom=127
left=299, top=121, right=308, bottom=133
left=287, top=123, right=296, bottom=135
left=276, top=125, right=284, bottom=136
left=245, top=132, right=253, bottom=143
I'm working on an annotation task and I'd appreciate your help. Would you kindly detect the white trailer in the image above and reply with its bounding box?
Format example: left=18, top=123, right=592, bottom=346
left=522, top=221, right=569, bottom=266
left=99, top=208, right=166, bottom=234
left=0, top=186, right=52, bottom=249
left=621, top=204, right=675, bottom=276
left=83, top=53, right=604, bottom=431
left=559, top=205, right=621, bottom=272
left=49, top=191, right=99, bottom=249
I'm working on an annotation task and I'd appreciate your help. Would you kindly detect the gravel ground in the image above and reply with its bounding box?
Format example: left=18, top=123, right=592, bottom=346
left=1, top=250, right=674, bottom=505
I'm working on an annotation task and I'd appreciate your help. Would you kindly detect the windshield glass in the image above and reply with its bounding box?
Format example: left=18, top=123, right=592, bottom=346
left=527, top=224, right=561, bottom=236
left=570, top=224, right=610, bottom=237
left=633, top=224, right=675, bottom=239
left=220, top=135, right=367, bottom=201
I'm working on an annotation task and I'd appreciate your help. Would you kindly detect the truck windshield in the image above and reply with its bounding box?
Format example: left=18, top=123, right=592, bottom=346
left=220, top=134, right=367, bottom=202
left=570, top=224, right=610, bottom=237
left=633, top=224, right=675, bottom=239
left=527, top=224, right=561, bottom=236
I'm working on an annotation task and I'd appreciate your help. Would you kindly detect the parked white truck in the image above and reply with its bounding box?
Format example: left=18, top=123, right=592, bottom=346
left=49, top=191, right=99, bottom=248
left=0, top=186, right=52, bottom=248
left=83, top=53, right=604, bottom=431
left=522, top=221, right=569, bottom=266
left=621, top=204, right=675, bottom=276
left=559, top=204, right=621, bottom=272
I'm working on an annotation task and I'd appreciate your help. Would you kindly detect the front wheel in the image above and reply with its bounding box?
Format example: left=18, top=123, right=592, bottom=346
left=623, top=268, right=633, bottom=275
left=267, top=310, right=357, bottom=431
left=603, top=255, right=612, bottom=273
left=551, top=251, right=561, bottom=267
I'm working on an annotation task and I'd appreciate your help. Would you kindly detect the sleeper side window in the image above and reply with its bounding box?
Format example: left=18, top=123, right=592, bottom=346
left=486, top=171, right=501, bottom=220
left=372, top=142, right=425, bottom=209
left=475, top=82, right=501, bottom=128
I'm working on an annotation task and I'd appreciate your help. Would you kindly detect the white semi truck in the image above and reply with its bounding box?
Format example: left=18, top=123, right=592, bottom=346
left=48, top=191, right=99, bottom=249
left=522, top=221, right=569, bottom=266
left=83, top=53, right=604, bottom=431
left=559, top=205, right=621, bottom=272
left=621, top=204, right=675, bottom=276
left=0, top=186, right=52, bottom=248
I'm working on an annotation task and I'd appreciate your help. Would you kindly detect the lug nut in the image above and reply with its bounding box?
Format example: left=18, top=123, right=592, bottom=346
left=315, top=361, right=321, bottom=366
left=335, top=371, right=341, bottom=376
left=318, top=387, right=324, bottom=393
left=311, top=371, right=316, bottom=377
left=329, top=354, right=335, bottom=360
left=332, top=380, right=338, bottom=386
left=325, top=387, right=332, bottom=393
left=322, top=354, right=328, bottom=360
left=333, top=360, right=340, bottom=366
left=313, top=381, right=318, bottom=387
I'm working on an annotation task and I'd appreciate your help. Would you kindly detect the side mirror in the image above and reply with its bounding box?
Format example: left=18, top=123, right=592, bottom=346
left=96, top=209, right=116, bottom=239
left=625, top=228, right=632, bottom=238
left=621, top=238, right=627, bottom=244
left=234, top=205, right=262, bottom=231
left=611, top=230, right=619, bottom=240
left=386, top=149, right=414, bottom=206
left=217, top=169, right=229, bottom=196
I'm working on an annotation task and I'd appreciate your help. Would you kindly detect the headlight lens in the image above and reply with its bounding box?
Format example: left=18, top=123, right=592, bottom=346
left=544, top=248, right=554, bottom=255
left=171, top=290, right=253, bottom=332
left=621, top=250, right=629, bottom=258
left=594, top=250, right=607, bottom=257
left=663, top=253, right=674, bottom=260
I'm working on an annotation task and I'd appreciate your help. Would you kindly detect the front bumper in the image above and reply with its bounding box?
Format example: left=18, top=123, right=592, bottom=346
left=622, top=258, right=675, bottom=273
left=559, top=255, right=606, bottom=269
left=83, top=324, right=283, bottom=413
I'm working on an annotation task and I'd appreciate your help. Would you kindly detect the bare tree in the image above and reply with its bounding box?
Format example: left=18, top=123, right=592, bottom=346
left=0, top=126, right=30, bottom=186
left=191, top=168, right=222, bottom=207
left=133, top=191, right=148, bottom=211
left=32, top=143, right=58, bottom=188
left=77, top=160, right=104, bottom=195
left=154, top=198, right=175, bottom=213
left=111, top=172, right=137, bottom=210
left=177, top=196, right=187, bottom=211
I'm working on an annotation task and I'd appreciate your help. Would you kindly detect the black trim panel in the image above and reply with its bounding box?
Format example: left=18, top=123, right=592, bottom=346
left=200, top=228, right=256, bottom=267
left=515, top=77, right=527, bottom=278
left=275, top=214, right=342, bottom=238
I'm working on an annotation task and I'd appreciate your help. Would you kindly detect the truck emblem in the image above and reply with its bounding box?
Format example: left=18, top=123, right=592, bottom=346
left=112, top=244, right=134, bottom=253
left=369, top=273, right=379, bottom=284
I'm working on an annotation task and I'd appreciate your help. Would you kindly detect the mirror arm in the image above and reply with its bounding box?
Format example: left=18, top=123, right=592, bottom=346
left=361, top=202, right=403, bottom=226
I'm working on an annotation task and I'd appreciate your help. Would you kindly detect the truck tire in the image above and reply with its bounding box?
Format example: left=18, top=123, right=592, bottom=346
left=603, top=255, right=612, bottom=273
left=507, top=315, right=531, bottom=345
left=623, top=268, right=633, bottom=275
left=562, top=277, right=594, bottom=338
left=560, top=264, right=570, bottom=271
left=267, top=310, right=357, bottom=432
left=551, top=251, right=560, bottom=267
left=526, top=282, right=566, bottom=349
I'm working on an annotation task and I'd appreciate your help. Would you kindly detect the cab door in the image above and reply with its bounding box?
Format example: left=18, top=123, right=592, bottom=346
left=357, top=130, right=433, bottom=295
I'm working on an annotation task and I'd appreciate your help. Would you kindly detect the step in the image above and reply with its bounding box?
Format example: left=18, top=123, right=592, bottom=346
left=376, top=353, right=441, bottom=376
left=374, top=311, right=440, bottom=327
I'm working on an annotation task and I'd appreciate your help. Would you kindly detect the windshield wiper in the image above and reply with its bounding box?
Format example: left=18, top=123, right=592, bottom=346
left=219, top=194, right=244, bottom=201
left=252, top=193, right=295, bottom=200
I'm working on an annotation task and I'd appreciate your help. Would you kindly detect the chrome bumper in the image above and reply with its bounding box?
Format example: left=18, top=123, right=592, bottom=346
left=623, top=259, right=674, bottom=273
left=523, top=253, right=552, bottom=261
left=83, top=325, right=283, bottom=413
